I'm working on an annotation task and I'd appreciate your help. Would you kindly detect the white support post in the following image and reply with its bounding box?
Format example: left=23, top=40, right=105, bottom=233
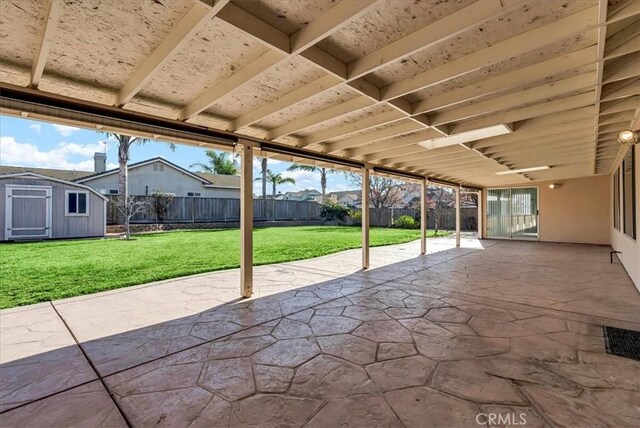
left=476, top=190, right=483, bottom=239
left=420, top=178, right=427, bottom=255
left=239, top=141, right=253, bottom=297
left=362, top=166, right=370, bottom=269
left=455, top=186, right=461, bottom=247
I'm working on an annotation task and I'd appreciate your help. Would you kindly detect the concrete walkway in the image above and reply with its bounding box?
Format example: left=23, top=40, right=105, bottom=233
left=1, top=236, right=639, bottom=427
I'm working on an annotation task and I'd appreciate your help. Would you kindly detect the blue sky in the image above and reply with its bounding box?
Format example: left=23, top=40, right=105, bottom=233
left=0, top=115, right=354, bottom=194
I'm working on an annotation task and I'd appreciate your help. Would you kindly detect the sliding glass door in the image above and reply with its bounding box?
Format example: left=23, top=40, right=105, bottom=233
left=487, top=187, right=538, bottom=239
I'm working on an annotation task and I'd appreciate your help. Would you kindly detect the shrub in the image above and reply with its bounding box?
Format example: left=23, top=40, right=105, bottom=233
left=320, top=200, right=350, bottom=222
left=348, top=208, right=362, bottom=226
left=395, top=215, right=418, bottom=229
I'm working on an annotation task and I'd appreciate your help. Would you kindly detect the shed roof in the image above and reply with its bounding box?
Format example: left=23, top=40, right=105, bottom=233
left=0, top=0, right=638, bottom=187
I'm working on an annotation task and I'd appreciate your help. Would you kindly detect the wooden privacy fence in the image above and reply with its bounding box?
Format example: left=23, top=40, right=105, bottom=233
left=106, top=196, right=322, bottom=224
left=107, top=196, right=477, bottom=229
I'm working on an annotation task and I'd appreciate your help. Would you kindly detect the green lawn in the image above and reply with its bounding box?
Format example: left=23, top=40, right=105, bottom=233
left=0, top=226, right=448, bottom=309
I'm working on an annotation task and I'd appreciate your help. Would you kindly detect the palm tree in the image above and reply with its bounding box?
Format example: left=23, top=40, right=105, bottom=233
left=190, top=150, right=238, bottom=175
left=286, top=164, right=337, bottom=200
left=258, top=157, right=268, bottom=200
left=266, top=170, right=296, bottom=198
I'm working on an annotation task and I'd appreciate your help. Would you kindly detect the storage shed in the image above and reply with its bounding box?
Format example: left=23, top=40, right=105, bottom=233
left=1, top=172, right=107, bottom=241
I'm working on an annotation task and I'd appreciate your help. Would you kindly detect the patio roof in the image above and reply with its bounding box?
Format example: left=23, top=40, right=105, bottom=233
left=0, top=0, right=638, bottom=188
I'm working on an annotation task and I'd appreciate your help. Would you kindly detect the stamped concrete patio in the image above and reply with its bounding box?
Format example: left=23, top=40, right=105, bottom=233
left=1, top=236, right=639, bottom=427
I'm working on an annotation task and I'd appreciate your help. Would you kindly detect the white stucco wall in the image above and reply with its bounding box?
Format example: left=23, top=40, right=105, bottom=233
left=82, top=161, right=239, bottom=198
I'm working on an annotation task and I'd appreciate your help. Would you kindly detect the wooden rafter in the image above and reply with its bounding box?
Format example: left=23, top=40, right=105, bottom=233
left=31, top=0, right=62, bottom=89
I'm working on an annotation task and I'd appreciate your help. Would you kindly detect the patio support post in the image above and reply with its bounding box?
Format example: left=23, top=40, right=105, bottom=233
left=420, top=178, right=427, bottom=255
left=362, top=165, right=370, bottom=269
left=455, top=186, right=461, bottom=247
left=239, top=140, right=253, bottom=298
left=477, top=190, right=483, bottom=239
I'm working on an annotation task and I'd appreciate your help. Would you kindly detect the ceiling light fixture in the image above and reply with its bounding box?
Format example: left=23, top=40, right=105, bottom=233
left=495, top=166, right=550, bottom=175
left=619, top=130, right=636, bottom=144
left=418, top=124, right=513, bottom=150
left=548, top=183, right=561, bottom=189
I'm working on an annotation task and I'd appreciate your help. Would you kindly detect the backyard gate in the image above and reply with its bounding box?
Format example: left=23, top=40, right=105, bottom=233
left=5, top=185, right=52, bottom=239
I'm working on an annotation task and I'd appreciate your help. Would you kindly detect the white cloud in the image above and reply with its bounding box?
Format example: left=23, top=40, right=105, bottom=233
left=282, top=169, right=321, bottom=190
left=29, top=123, right=41, bottom=133
left=52, top=124, right=80, bottom=137
left=0, top=136, right=108, bottom=171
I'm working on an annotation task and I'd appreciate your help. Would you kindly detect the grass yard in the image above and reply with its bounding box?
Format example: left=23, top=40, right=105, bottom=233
left=0, top=226, right=448, bottom=309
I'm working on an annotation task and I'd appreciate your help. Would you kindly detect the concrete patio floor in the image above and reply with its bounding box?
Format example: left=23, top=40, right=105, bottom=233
left=1, top=236, right=639, bottom=427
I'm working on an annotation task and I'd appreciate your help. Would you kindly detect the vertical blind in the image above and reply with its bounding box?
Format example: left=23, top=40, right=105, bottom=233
left=487, top=187, right=538, bottom=239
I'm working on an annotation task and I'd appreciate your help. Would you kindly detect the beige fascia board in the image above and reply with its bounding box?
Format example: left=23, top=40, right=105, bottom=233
left=379, top=6, right=599, bottom=101
left=411, top=46, right=598, bottom=115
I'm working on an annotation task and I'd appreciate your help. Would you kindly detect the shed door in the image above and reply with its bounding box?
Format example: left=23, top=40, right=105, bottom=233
left=6, top=186, right=52, bottom=239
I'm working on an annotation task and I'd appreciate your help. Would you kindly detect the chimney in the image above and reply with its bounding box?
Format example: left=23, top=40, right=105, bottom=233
left=94, top=152, right=106, bottom=173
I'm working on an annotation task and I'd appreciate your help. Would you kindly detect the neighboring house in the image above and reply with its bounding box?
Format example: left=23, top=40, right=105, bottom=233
left=279, top=189, right=321, bottom=202
left=77, top=156, right=240, bottom=198
left=0, top=172, right=107, bottom=241
left=320, top=190, right=362, bottom=207
left=0, top=155, right=241, bottom=199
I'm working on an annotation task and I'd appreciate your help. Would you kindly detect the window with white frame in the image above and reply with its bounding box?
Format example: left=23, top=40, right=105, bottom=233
left=66, top=191, right=89, bottom=215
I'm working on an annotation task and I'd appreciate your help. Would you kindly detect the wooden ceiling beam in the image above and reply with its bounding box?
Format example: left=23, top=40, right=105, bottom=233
left=266, top=97, right=374, bottom=140
left=450, top=92, right=596, bottom=135
left=348, top=130, right=442, bottom=158
left=31, top=0, right=62, bottom=89
left=599, top=95, right=639, bottom=114
left=602, top=53, right=640, bottom=83
left=604, top=18, right=640, bottom=52
left=183, top=0, right=374, bottom=121
left=483, top=137, right=594, bottom=157
left=302, top=110, right=405, bottom=148
left=117, top=0, right=229, bottom=107
left=607, top=0, right=640, bottom=24
left=347, top=0, right=521, bottom=79
left=379, top=6, right=599, bottom=101
left=411, top=46, right=598, bottom=115
left=325, top=121, right=424, bottom=153
left=604, top=32, right=640, bottom=60
left=427, top=73, right=596, bottom=126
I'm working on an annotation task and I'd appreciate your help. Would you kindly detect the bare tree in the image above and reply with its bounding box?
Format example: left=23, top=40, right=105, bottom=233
left=117, top=196, right=149, bottom=239
left=427, top=185, right=454, bottom=235
left=347, top=173, right=404, bottom=224
left=104, top=132, right=174, bottom=239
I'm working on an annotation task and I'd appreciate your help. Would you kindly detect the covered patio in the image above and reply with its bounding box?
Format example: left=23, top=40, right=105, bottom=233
left=1, top=0, right=639, bottom=426
left=2, top=236, right=639, bottom=426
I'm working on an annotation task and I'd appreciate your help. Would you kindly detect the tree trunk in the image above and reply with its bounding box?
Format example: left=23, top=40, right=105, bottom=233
left=261, top=158, right=268, bottom=220
left=320, top=169, right=327, bottom=201
left=117, top=139, right=130, bottom=237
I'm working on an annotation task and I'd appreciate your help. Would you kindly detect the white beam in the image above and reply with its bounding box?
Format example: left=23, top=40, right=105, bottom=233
left=239, top=140, right=253, bottom=297
left=379, top=6, right=599, bottom=101
left=230, top=75, right=343, bottom=131
left=455, top=187, right=461, bottom=247
left=267, top=97, right=374, bottom=140
left=420, top=178, right=427, bottom=254
left=347, top=0, right=521, bottom=79
left=326, top=120, right=423, bottom=153
left=428, top=73, right=596, bottom=126
left=362, top=166, right=370, bottom=269
left=302, top=110, right=405, bottom=148
left=31, top=0, right=62, bottom=88
left=117, top=1, right=228, bottom=106
left=411, top=46, right=598, bottom=115
left=180, top=50, right=284, bottom=120
left=290, top=0, right=379, bottom=54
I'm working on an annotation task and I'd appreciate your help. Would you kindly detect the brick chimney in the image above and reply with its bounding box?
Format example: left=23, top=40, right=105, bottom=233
left=94, top=152, right=106, bottom=173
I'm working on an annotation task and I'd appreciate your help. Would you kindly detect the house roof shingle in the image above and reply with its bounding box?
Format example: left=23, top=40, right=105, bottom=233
left=0, top=165, right=93, bottom=182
